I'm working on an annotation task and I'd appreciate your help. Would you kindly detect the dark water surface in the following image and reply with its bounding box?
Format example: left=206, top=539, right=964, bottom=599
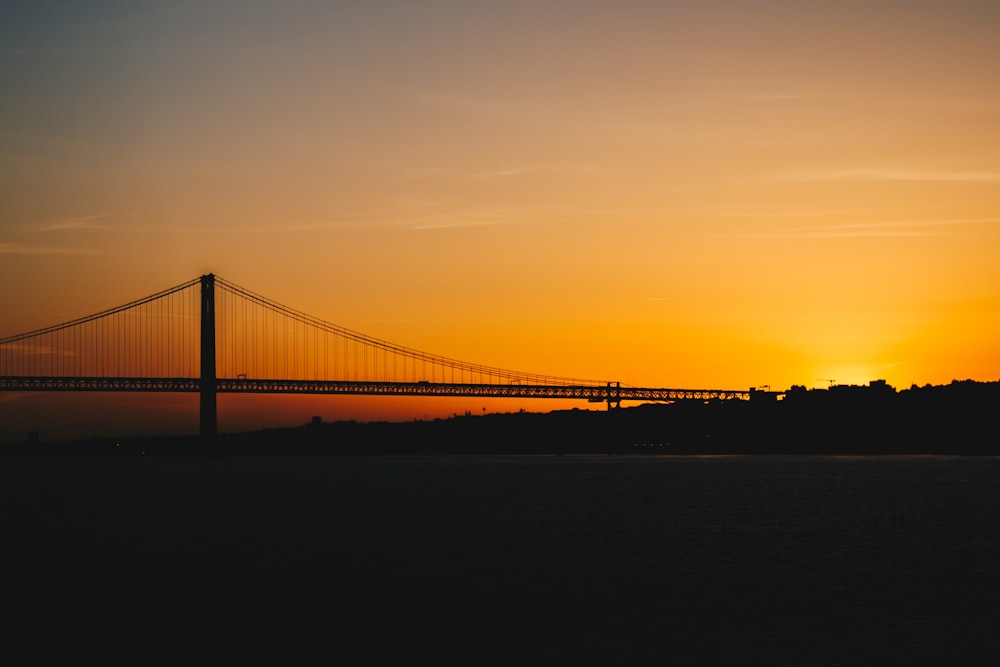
left=4, top=454, right=1000, bottom=664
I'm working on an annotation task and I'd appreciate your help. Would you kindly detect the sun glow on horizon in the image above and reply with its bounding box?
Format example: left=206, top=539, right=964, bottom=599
left=2, top=1, right=999, bottom=438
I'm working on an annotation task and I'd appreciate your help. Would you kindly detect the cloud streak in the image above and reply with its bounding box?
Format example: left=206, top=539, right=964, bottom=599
left=395, top=163, right=597, bottom=182
left=0, top=242, right=98, bottom=255
left=28, top=215, right=119, bottom=233
left=729, top=218, right=1000, bottom=240
left=775, top=169, right=1000, bottom=184
left=409, top=217, right=538, bottom=231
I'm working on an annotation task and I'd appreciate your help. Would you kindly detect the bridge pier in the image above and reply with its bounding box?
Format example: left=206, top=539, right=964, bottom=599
left=606, top=381, right=621, bottom=410
left=199, top=274, right=217, bottom=439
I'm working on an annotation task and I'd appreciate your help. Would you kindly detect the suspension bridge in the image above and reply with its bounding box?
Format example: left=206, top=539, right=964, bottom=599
left=0, top=274, right=750, bottom=437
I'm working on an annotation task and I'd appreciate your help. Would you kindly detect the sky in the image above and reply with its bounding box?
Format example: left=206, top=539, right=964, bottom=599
left=2, top=0, right=999, bottom=439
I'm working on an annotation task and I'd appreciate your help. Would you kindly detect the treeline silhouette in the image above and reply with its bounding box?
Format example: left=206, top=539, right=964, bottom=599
left=7, top=378, right=996, bottom=456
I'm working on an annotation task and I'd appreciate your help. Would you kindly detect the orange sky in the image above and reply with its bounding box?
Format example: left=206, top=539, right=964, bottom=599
left=2, top=1, right=999, bottom=439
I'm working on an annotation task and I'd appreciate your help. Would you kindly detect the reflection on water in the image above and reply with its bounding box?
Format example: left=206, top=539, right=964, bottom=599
left=4, top=454, right=1000, bottom=664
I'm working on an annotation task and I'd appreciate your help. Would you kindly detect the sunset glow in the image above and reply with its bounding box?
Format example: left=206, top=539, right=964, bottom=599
left=2, top=1, right=999, bottom=439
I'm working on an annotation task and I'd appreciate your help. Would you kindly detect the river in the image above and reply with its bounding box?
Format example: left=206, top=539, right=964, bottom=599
left=3, top=454, right=999, bottom=664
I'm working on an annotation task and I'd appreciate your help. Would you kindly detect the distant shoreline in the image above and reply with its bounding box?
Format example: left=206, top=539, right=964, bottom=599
left=4, top=379, right=997, bottom=456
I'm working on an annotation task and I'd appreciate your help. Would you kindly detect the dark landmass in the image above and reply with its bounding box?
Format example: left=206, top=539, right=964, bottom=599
left=3, top=379, right=997, bottom=456
left=4, top=383, right=1000, bottom=665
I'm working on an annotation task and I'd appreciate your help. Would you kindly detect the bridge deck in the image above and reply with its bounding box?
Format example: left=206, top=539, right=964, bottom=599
left=0, top=377, right=750, bottom=402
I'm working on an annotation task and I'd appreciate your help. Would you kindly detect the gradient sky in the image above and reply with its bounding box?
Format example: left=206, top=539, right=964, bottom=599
left=2, top=1, right=999, bottom=438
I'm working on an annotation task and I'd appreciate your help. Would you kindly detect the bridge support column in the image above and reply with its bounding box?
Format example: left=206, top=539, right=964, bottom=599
left=607, top=381, right=621, bottom=410
left=200, top=274, right=217, bottom=439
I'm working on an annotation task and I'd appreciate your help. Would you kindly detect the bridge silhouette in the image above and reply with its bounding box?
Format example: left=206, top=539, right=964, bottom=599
left=0, top=274, right=750, bottom=437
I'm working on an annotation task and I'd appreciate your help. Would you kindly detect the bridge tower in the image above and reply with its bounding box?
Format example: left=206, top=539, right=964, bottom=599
left=200, top=274, right=217, bottom=438
left=607, top=381, right=621, bottom=410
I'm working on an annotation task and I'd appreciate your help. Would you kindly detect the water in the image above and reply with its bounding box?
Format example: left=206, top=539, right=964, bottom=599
left=4, top=454, right=1000, bottom=664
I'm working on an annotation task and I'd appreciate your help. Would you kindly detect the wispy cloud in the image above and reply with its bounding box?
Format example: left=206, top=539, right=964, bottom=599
left=469, top=165, right=565, bottom=179
left=395, top=163, right=597, bottom=182
left=204, top=220, right=382, bottom=234
left=1, top=214, right=117, bottom=254
left=182, top=211, right=539, bottom=234
left=746, top=92, right=824, bottom=101
left=0, top=242, right=98, bottom=255
left=410, top=217, right=536, bottom=231
left=28, top=215, right=119, bottom=233
left=774, top=169, right=1000, bottom=184
left=897, top=97, right=1000, bottom=113
left=409, top=88, right=694, bottom=145
left=731, top=218, right=999, bottom=239
left=411, top=222, right=501, bottom=231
